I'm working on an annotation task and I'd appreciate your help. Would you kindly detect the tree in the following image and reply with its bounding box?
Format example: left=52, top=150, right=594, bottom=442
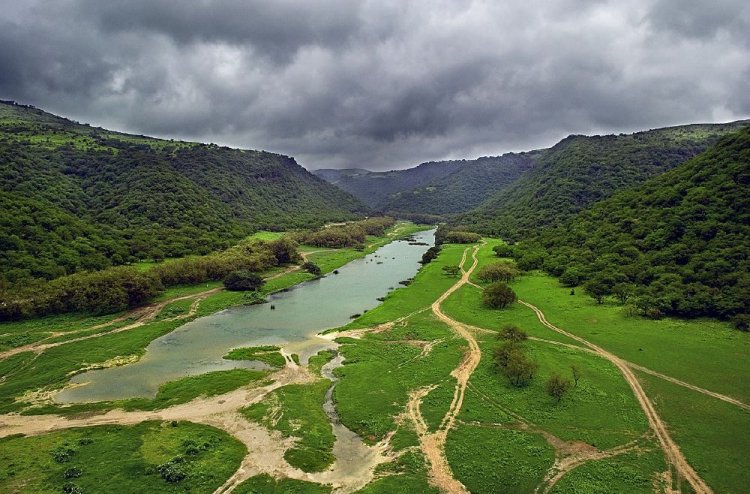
left=492, top=244, right=514, bottom=258
left=498, top=325, right=527, bottom=342
left=442, top=265, right=461, bottom=277
left=477, top=262, right=520, bottom=283
left=612, top=283, right=635, bottom=304
left=503, top=351, right=538, bottom=387
left=570, top=364, right=582, bottom=386
left=302, top=261, right=322, bottom=276
left=483, top=282, right=517, bottom=309
left=560, top=267, right=584, bottom=287
left=583, top=278, right=610, bottom=304
left=494, top=342, right=537, bottom=387
left=546, top=373, right=572, bottom=402
left=223, top=270, right=264, bottom=291
left=420, top=246, right=441, bottom=264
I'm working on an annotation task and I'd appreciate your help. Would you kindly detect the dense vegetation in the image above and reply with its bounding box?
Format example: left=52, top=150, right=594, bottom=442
left=0, top=101, right=365, bottom=285
left=293, top=217, right=396, bottom=248
left=511, top=127, right=750, bottom=320
left=0, top=237, right=298, bottom=319
left=313, top=162, right=464, bottom=208
left=383, top=153, right=536, bottom=215
left=456, top=122, right=747, bottom=239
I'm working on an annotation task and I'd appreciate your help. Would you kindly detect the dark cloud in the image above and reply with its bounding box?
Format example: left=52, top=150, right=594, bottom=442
left=0, top=0, right=748, bottom=170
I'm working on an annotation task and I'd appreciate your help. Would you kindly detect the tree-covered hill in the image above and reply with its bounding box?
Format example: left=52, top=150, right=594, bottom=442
left=455, top=122, right=748, bottom=239
left=516, top=126, right=750, bottom=320
left=0, top=101, right=366, bottom=283
left=382, top=153, right=537, bottom=215
left=313, top=161, right=464, bottom=208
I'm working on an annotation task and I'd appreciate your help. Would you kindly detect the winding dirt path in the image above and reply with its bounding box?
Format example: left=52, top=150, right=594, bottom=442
left=519, top=300, right=713, bottom=494
left=407, top=243, right=483, bottom=494
left=528, top=336, right=750, bottom=412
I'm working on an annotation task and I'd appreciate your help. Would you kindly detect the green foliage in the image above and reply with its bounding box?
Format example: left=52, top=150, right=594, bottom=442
left=234, top=474, right=331, bottom=494
left=0, top=101, right=364, bottom=286
left=498, top=324, right=528, bottom=342
left=0, top=421, right=245, bottom=493
left=482, top=282, right=517, bottom=309
left=223, top=346, right=286, bottom=368
left=302, top=261, right=322, bottom=276
left=314, top=162, right=464, bottom=209
left=242, top=380, right=336, bottom=472
left=223, top=270, right=264, bottom=291
left=420, top=246, right=441, bottom=265
left=0, top=238, right=292, bottom=320
left=457, top=121, right=747, bottom=239
left=528, top=127, right=750, bottom=318
left=383, top=154, right=535, bottom=215
left=494, top=342, right=538, bottom=387
left=476, top=261, right=520, bottom=282
left=296, top=217, right=395, bottom=248
left=546, top=372, right=572, bottom=402
left=444, top=231, right=481, bottom=244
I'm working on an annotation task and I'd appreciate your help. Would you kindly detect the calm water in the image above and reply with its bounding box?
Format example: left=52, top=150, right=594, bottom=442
left=58, top=229, right=435, bottom=403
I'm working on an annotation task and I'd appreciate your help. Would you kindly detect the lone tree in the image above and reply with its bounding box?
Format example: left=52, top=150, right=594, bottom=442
left=503, top=351, right=538, bottom=387
left=483, top=282, right=517, bottom=309
left=494, top=342, right=537, bottom=387
left=223, top=270, right=264, bottom=291
left=442, top=265, right=461, bottom=277
left=570, top=364, right=582, bottom=387
left=583, top=278, right=610, bottom=304
left=546, top=373, right=572, bottom=402
left=498, top=325, right=528, bottom=342
left=302, top=261, right=322, bottom=276
left=477, top=262, right=520, bottom=283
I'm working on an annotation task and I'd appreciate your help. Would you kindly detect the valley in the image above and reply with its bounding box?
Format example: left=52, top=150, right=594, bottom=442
left=0, top=103, right=747, bottom=494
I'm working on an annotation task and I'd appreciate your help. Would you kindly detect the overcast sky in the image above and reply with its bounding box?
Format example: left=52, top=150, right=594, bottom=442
left=1, top=0, right=748, bottom=170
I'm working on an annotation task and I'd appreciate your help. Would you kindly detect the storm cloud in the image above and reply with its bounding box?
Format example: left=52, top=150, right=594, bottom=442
left=1, top=0, right=748, bottom=169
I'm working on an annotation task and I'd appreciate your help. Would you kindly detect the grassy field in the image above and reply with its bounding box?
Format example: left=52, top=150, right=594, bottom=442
left=0, top=421, right=245, bottom=493
left=234, top=474, right=331, bottom=493
left=243, top=379, right=336, bottom=472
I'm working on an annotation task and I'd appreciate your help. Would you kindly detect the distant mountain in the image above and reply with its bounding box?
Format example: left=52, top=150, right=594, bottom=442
left=456, top=122, right=749, bottom=239
left=0, top=101, right=366, bottom=283
left=526, top=126, right=750, bottom=319
left=382, top=153, right=537, bottom=215
left=313, top=161, right=464, bottom=208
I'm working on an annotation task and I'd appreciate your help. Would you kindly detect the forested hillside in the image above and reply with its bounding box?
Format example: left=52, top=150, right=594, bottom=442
left=456, top=122, right=748, bottom=239
left=0, top=102, right=365, bottom=284
left=313, top=161, right=464, bottom=208
left=382, top=153, right=536, bottom=215
left=514, top=127, right=750, bottom=320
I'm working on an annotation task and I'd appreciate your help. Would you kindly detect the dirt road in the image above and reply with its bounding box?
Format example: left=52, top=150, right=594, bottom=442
left=407, top=243, right=483, bottom=494
left=520, top=300, right=714, bottom=494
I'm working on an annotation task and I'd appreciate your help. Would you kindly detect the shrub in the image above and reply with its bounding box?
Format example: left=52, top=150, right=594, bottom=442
left=223, top=270, right=264, bottom=291
left=482, top=282, right=517, bottom=309
left=477, top=262, right=520, bottom=282
left=498, top=325, right=527, bottom=342
left=157, top=457, right=187, bottom=483
left=546, top=373, right=572, bottom=402
left=302, top=262, right=322, bottom=276
left=445, top=231, right=481, bottom=244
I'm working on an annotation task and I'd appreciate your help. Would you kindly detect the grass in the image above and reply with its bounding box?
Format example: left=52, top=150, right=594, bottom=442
left=0, top=311, right=126, bottom=351
left=638, top=372, right=750, bottom=494
left=334, top=311, right=464, bottom=442
left=224, top=346, right=286, bottom=368
left=242, top=380, right=336, bottom=473
left=122, top=369, right=268, bottom=411
left=0, top=421, right=245, bottom=493
left=234, top=474, right=331, bottom=493
left=510, top=271, right=750, bottom=403
left=446, top=424, right=554, bottom=494
left=549, top=445, right=666, bottom=494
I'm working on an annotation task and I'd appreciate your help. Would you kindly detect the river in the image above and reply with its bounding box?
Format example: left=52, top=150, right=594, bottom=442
left=57, top=228, right=435, bottom=403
